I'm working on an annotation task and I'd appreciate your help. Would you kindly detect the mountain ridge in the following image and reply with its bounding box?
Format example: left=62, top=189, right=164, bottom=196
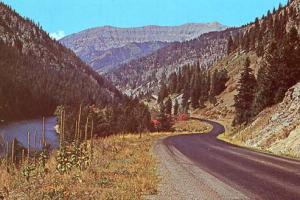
left=60, top=22, right=228, bottom=72
left=0, top=2, right=122, bottom=122
left=107, top=27, right=240, bottom=96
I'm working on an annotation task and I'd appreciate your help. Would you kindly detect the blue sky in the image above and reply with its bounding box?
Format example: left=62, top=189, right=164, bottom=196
left=2, top=0, right=288, bottom=39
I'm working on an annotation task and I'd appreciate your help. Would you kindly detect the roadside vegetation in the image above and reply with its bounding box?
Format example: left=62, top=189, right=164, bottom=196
left=0, top=104, right=211, bottom=200
left=173, top=119, right=212, bottom=133
left=0, top=133, right=159, bottom=199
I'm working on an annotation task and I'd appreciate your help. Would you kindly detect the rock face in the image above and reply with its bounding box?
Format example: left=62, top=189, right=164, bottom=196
left=239, top=83, right=300, bottom=157
left=108, top=28, right=239, bottom=96
left=60, top=23, right=227, bottom=72
left=74, top=41, right=168, bottom=72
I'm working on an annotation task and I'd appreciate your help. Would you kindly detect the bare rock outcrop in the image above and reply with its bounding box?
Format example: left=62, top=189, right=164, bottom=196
left=240, top=82, right=300, bottom=157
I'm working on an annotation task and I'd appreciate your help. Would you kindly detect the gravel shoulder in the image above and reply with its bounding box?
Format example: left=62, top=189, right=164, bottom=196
left=147, top=138, right=248, bottom=200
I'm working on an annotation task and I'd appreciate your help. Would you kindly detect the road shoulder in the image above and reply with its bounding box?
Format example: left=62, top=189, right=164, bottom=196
left=147, top=138, right=248, bottom=200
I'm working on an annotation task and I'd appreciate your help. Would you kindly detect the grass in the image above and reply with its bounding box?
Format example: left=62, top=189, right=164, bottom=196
left=173, top=119, right=212, bottom=133
left=0, top=119, right=211, bottom=200
left=216, top=124, right=300, bottom=161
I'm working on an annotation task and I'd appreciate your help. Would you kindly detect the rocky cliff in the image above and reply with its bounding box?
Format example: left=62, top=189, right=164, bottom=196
left=60, top=23, right=227, bottom=72
left=238, top=83, right=300, bottom=157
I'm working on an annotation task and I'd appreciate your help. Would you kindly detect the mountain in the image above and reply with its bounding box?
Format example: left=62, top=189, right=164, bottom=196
left=60, top=23, right=227, bottom=72
left=195, top=0, right=300, bottom=157
left=70, top=41, right=168, bottom=73
left=0, top=3, right=121, bottom=122
left=107, top=27, right=239, bottom=96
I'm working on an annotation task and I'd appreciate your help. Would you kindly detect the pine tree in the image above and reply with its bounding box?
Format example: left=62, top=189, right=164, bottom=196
left=190, top=73, right=201, bottom=109
left=210, top=69, right=229, bottom=97
left=165, top=97, right=172, bottom=115
left=176, top=68, right=183, bottom=93
left=174, top=99, right=179, bottom=115
left=157, top=82, right=168, bottom=103
left=210, top=70, right=218, bottom=97
left=234, top=57, right=257, bottom=125
left=168, top=72, right=178, bottom=94
left=277, top=27, right=300, bottom=100
left=157, top=102, right=172, bottom=131
left=181, top=82, right=190, bottom=112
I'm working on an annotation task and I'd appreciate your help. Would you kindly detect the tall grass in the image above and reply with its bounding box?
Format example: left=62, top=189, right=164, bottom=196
left=0, top=116, right=211, bottom=199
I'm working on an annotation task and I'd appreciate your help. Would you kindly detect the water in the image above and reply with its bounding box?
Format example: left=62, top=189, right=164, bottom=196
left=0, top=117, right=59, bottom=153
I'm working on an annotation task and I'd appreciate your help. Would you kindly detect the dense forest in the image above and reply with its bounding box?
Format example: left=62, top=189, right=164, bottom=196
left=108, top=27, right=238, bottom=96
left=0, top=3, right=154, bottom=140
left=155, top=0, right=300, bottom=126
left=230, top=0, right=300, bottom=125
left=156, top=62, right=229, bottom=113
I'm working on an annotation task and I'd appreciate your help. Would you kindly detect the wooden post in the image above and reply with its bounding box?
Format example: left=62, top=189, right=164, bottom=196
left=42, top=117, right=45, bottom=148
left=22, top=149, right=25, bottom=165
left=34, top=130, right=37, bottom=149
left=90, top=119, right=94, bottom=144
left=40, top=139, right=43, bottom=150
left=27, top=131, right=30, bottom=162
left=90, top=119, right=94, bottom=161
left=79, top=130, right=82, bottom=142
left=6, top=141, right=9, bottom=168
left=75, top=120, right=78, bottom=144
left=62, top=109, right=65, bottom=144
left=84, top=117, right=89, bottom=143
left=60, top=110, right=63, bottom=149
left=78, top=104, right=82, bottom=140
left=11, top=139, right=15, bottom=165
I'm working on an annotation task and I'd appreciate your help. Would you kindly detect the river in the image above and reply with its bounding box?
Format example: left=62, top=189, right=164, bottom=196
left=0, top=117, right=59, bottom=154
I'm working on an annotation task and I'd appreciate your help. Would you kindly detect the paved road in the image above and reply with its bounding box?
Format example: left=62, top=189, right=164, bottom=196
left=154, top=118, right=300, bottom=200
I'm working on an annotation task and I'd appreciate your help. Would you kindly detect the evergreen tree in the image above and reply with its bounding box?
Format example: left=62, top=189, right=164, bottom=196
left=157, top=102, right=172, bottom=131
left=174, top=99, right=179, bottom=115
left=234, top=57, right=257, bottom=125
left=157, top=82, right=168, bottom=103
left=165, top=97, right=172, bottom=115
left=176, top=68, right=183, bottom=93
left=210, top=69, right=229, bottom=97
left=190, top=73, right=201, bottom=109
left=181, top=82, right=190, bottom=112
left=168, top=72, right=178, bottom=94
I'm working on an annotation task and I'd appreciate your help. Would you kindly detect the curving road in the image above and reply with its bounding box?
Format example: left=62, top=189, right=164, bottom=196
left=152, top=118, right=300, bottom=200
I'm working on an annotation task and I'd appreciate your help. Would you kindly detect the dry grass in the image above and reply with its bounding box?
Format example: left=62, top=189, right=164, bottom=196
left=0, top=119, right=211, bottom=200
left=173, top=119, right=212, bottom=133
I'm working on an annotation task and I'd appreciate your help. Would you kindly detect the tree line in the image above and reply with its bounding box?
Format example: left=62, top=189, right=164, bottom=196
left=157, top=62, right=229, bottom=113
left=0, top=2, right=154, bottom=142
left=232, top=0, right=300, bottom=125
left=55, top=98, right=154, bottom=142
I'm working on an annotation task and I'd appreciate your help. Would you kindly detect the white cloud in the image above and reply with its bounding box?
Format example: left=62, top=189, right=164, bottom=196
left=50, top=30, right=66, bottom=40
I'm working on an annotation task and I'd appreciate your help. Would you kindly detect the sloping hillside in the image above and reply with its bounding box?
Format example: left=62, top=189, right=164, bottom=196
left=196, top=0, right=300, bottom=157
left=75, top=41, right=168, bottom=73
left=237, top=83, right=300, bottom=157
left=108, top=28, right=240, bottom=96
left=60, top=23, right=227, bottom=72
left=0, top=3, right=121, bottom=122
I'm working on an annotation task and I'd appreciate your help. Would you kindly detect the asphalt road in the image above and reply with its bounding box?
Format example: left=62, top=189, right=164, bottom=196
left=161, top=118, right=300, bottom=200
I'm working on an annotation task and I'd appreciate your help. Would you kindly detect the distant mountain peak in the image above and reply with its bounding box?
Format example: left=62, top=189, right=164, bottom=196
left=60, top=22, right=228, bottom=72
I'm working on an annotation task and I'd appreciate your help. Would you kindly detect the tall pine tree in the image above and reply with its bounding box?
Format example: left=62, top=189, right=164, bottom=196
left=174, top=99, right=179, bottom=115
left=234, top=57, right=257, bottom=125
left=165, top=97, right=172, bottom=115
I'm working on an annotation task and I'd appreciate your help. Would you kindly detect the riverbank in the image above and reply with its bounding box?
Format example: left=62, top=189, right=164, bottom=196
left=0, top=117, right=59, bottom=156
left=0, top=120, right=211, bottom=199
